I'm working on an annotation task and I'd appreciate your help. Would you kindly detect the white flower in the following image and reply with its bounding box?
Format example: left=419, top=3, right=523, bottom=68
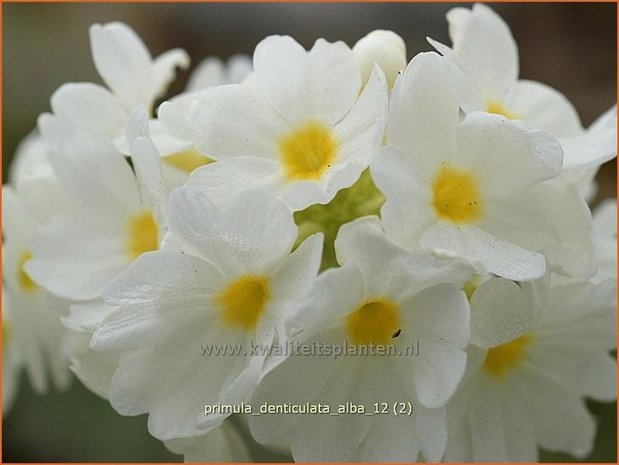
left=428, top=3, right=583, bottom=139
left=352, top=29, right=406, bottom=89
left=26, top=108, right=166, bottom=302
left=165, top=420, right=252, bottom=462
left=429, top=4, right=616, bottom=201
left=184, top=35, right=388, bottom=211
left=249, top=217, right=475, bottom=461
left=50, top=22, right=187, bottom=144
left=2, top=185, right=71, bottom=394
left=90, top=188, right=323, bottom=440
left=372, top=51, right=594, bottom=280
left=445, top=276, right=616, bottom=461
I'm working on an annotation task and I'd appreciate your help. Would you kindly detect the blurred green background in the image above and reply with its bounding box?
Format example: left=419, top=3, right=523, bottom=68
left=2, top=2, right=617, bottom=462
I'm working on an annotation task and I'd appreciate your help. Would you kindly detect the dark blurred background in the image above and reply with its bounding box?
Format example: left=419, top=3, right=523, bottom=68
left=2, top=3, right=616, bottom=462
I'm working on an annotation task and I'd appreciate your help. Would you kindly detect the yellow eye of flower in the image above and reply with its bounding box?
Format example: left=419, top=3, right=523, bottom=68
left=483, top=334, right=532, bottom=379
left=431, top=164, right=482, bottom=223
left=126, top=211, right=159, bottom=261
left=485, top=100, right=518, bottom=120
left=217, top=275, right=270, bottom=331
left=278, top=121, right=338, bottom=181
left=17, top=250, right=37, bottom=292
left=346, top=298, right=400, bottom=345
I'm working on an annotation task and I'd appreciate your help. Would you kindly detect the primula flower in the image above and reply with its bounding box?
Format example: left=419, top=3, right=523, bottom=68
left=372, top=51, right=593, bottom=280
left=184, top=35, right=388, bottom=211
left=591, top=199, right=617, bottom=283
left=90, top=188, right=323, bottom=439
left=249, top=217, right=475, bottom=461
left=429, top=4, right=617, bottom=202
left=26, top=108, right=166, bottom=302
left=2, top=184, right=71, bottom=394
left=445, top=276, right=616, bottom=461
left=50, top=22, right=188, bottom=148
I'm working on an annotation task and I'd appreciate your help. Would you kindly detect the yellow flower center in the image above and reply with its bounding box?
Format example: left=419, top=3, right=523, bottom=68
left=485, top=100, right=518, bottom=120
left=126, top=211, right=159, bottom=261
left=278, top=121, right=338, bottom=181
left=217, top=275, right=270, bottom=331
left=163, top=149, right=213, bottom=173
left=431, top=164, right=482, bottom=223
left=346, top=298, right=400, bottom=345
left=483, top=334, right=532, bottom=379
left=17, top=250, right=37, bottom=292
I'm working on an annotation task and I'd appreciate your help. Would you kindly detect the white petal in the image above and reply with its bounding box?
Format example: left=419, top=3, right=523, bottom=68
left=333, top=65, right=387, bottom=166
left=470, top=277, right=540, bottom=348
left=90, top=22, right=154, bottom=109
left=26, top=215, right=128, bottom=301
left=505, top=79, right=583, bottom=138
left=249, top=327, right=347, bottom=445
left=420, top=222, right=546, bottom=281
left=404, top=284, right=470, bottom=408
left=446, top=3, right=518, bottom=100
left=485, top=181, right=595, bottom=278
left=371, top=146, right=435, bottom=249
left=38, top=114, right=141, bottom=222
left=189, top=84, right=285, bottom=160
left=515, top=364, right=596, bottom=458
left=454, top=112, right=563, bottom=196
left=254, top=36, right=360, bottom=125
left=184, top=157, right=281, bottom=206
left=386, top=52, right=460, bottom=172
left=168, top=187, right=297, bottom=277
left=50, top=83, right=126, bottom=138
left=562, top=105, right=617, bottom=171
left=92, top=251, right=224, bottom=351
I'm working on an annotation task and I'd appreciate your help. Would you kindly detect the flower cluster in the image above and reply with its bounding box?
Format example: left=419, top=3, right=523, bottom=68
left=2, top=4, right=616, bottom=462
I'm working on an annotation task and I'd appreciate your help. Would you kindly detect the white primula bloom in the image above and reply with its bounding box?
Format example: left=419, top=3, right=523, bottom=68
left=2, top=186, right=71, bottom=394
left=352, top=29, right=406, bottom=89
left=428, top=3, right=582, bottom=139
left=445, top=276, right=616, bottom=461
left=186, top=54, right=253, bottom=91
left=372, top=52, right=594, bottom=280
left=165, top=420, right=252, bottom=462
left=90, top=188, right=323, bottom=440
left=185, top=35, right=388, bottom=211
left=429, top=4, right=617, bottom=201
left=2, top=288, right=23, bottom=415
left=51, top=23, right=187, bottom=145
left=27, top=108, right=166, bottom=302
left=249, top=217, right=475, bottom=461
